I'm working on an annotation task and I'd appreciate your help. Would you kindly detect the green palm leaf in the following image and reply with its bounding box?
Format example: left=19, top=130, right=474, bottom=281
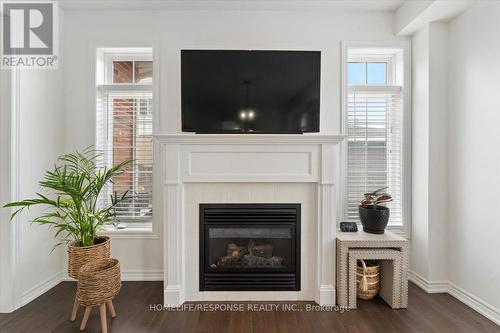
left=3, top=147, right=131, bottom=248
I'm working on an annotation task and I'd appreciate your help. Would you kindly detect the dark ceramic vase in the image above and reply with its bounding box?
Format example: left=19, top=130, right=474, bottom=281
left=358, top=205, right=390, bottom=234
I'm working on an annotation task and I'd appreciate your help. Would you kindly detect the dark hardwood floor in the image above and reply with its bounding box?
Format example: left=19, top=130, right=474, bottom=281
left=0, top=282, right=497, bottom=333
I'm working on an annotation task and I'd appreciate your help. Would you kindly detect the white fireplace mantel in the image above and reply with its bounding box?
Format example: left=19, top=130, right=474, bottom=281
left=155, top=133, right=345, bottom=145
left=155, top=133, right=345, bottom=306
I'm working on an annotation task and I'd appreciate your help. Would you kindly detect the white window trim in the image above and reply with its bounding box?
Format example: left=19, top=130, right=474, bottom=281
left=94, top=46, right=160, bottom=238
left=101, top=222, right=159, bottom=240
left=340, top=40, right=412, bottom=239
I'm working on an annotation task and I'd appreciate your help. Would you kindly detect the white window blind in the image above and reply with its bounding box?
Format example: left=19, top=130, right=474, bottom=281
left=96, top=90, right=153, bottom=222
left=347, top=86, right=403, bottom=226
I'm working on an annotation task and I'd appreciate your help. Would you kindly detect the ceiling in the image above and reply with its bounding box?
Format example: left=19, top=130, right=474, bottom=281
left=59, top=0, right=406, bottom=12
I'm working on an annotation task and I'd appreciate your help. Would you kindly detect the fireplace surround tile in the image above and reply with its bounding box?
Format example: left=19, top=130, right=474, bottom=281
left=184, top=183, right=317, bottom=204
left=184, top=184, right=316, bottom=300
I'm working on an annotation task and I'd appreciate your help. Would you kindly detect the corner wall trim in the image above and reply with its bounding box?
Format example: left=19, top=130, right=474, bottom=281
left=20, top=271, right=64, bottom=307
left=409, top=271, right=500, bottom=326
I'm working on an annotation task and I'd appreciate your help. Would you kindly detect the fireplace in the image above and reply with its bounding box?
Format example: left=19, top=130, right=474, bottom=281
left=200, top=203, right=301, bottom=291
left=158, top=134, right=342, bottom=305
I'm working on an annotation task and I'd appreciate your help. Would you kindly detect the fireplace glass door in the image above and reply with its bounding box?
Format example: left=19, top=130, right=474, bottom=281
left=200, top=203, right=300, bottom=291
left=207, top=226, right=294, bottom=272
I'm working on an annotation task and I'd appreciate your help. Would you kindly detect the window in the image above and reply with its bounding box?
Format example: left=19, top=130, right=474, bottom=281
left=343, top=44, right=410, bottom=233
left=348, top=62, right=387, bottom=84
left=112, top=60, right=152, bottom=84
left=96, top=48, right=153, bottom=226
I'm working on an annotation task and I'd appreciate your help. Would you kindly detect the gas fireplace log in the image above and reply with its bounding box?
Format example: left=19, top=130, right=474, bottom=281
left=226, top=243, right=246, bottom=258
left=248, top=242, right=273, bottom=258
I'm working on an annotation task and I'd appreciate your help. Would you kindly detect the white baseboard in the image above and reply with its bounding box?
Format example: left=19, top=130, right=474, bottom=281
left=18, top=269, right=162, bottom=311
left=409, top=271, right=500, bottom=326
left=448, top=282, right=500, bottom=326
left=120, top=270, right=163, bottom=281
left=164, top=285, right=183, bottom=306
left=61, top=269, right=163, bottom=282
left=316, top=284, right=336, bottom=306
left=20, top=271, right=64, bottom=307
left=409, top=271, right=448, bottom=293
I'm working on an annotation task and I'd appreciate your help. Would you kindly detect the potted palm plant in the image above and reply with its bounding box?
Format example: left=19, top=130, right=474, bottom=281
left=358, top=187, right=393, bottom=234
left=3, top=148, right=131, bottom=279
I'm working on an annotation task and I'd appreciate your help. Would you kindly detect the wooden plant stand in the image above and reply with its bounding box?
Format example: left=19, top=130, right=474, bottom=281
left=78, top=300, right=116, bottom=333
left=74, top=258, right=121, bottom=332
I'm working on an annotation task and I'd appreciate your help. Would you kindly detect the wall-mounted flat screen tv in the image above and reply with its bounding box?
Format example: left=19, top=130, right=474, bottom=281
left=181, top=50, right=320, bottom=133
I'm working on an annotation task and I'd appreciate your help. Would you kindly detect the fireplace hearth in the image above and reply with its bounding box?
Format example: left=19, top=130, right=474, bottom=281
left=200, top=203, right=301, bottom=291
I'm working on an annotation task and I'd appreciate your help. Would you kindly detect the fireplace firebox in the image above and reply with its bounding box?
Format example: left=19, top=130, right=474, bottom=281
left=200, top=204, right=301, bottom=291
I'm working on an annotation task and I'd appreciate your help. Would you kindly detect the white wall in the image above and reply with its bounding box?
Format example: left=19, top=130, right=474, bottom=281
left=61, top=9, right=403, bottom=273
left=447, top=1, right=500, bottom=311
left=16, top=68, right=65, bottom=305
left=427, top=22, right=448, bottom=282
left=410, top=22, right=449, bottom=283
left=0, top=64, right=65, bottom=311
left=0, top=27, right=64, bottom=312
left=411, top=25, right=430, bottom=280
left=410, top=2, right=500, bottom=322
left=0, top=67, right=16, bottom=312
left=1, top=11, right=65, bottom=311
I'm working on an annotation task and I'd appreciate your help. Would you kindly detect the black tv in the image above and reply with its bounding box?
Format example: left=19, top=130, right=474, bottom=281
left=181, top=50, right=320, bottom=133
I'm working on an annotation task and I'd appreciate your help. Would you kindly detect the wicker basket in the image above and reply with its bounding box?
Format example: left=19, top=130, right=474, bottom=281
left=356, top=259, right=380, bottom=300
left=77, top=258, right=121, bottom=307
left=67, top=236, right=110, bottom=279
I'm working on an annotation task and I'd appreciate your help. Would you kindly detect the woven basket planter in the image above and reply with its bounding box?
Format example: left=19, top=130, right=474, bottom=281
left=67, top=236, right=110, bottom=279
left=356, top=260, right=380, bottom=300
left=77, top=258, right=121, bottom=307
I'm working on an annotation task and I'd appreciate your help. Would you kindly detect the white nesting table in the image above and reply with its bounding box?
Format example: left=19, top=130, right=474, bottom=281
left=336, top=230, right=409, bottom=309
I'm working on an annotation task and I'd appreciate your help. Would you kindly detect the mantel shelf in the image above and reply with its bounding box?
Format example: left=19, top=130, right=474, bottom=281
left=154, top=133, right=346, bottom=145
